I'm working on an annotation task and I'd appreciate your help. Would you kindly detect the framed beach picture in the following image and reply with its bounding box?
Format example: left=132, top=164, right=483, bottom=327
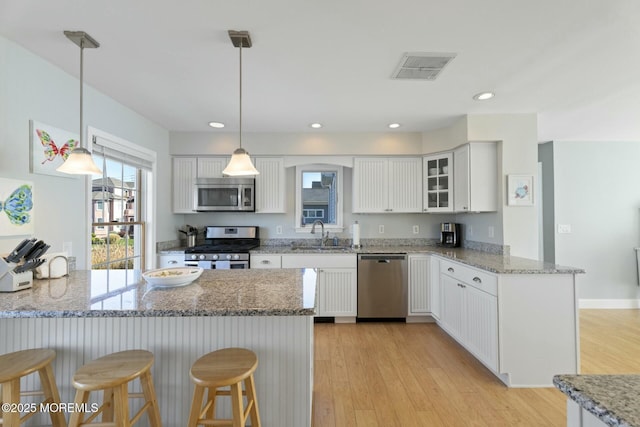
left=507, top=174, right=534, bottom=206
left=30, top=120, right=79, bottom=178
left=0, top=177, right=34, bottom=236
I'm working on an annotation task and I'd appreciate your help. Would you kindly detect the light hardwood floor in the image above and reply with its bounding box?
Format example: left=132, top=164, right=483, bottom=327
left=312, top=310, right=640, bottom=426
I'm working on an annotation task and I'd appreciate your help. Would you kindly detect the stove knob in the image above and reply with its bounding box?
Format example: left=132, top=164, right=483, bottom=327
left=190, top=254, right=197, bottom=260
left=233, top=254, right=240, bottom=260
left=226, top=254, right=232, bottom=260
left=199, top=254, right=206, bottom=260
left=212, top=255, right=219, bottom=260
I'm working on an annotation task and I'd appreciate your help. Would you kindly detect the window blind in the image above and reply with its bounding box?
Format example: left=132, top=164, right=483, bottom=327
left=92, top=136, right=153, bottom=171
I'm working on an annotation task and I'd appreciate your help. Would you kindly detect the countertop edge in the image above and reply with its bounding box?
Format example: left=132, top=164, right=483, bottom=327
left=0, top=308, right=316, bottom=318
left=553, top=375, right=634, bottom=427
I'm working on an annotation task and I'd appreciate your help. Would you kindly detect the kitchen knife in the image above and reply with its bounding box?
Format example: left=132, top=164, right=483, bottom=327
left=4, top=238, right=31, bottom=263
left=10, top=238, right=37, bottom=263
left=27, top=244, right=50, bottom=261
left=23, top=240, right=46, bottom=260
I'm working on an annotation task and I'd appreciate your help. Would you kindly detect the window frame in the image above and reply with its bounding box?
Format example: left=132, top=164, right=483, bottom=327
left=295, top=164, right=344, bottom=233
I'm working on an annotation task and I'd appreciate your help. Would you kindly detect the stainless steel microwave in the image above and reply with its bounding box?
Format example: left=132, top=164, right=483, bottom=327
left=194, top=177, right=255, bottom=212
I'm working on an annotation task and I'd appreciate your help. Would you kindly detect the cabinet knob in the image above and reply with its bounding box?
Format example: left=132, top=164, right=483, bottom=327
left=448, top=267, right=454, bottom=273
left=168, top=260, right=178, bottom=265
left=473, top=277, right=482, bottom=283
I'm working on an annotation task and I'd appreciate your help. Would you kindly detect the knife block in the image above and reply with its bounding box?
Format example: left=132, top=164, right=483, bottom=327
left=0, top=257, right=33, bottom=292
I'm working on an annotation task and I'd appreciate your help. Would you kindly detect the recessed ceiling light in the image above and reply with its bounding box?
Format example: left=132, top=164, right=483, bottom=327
left=388, top=123, right=401, bottom=129
left=310, top=123, right=323, bottom=129
left=473, top=92, right=495, bottom=101
left=208, top=121, right=225, bottom=128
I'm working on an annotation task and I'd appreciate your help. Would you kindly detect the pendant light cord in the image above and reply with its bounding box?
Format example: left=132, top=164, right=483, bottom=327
left=79, top=38, right=84, bottom=149
left=239, top=40, right=243, bottom=150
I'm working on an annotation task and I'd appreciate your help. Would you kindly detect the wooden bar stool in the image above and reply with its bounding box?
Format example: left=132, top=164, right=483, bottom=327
left=68, top=349, right=162, bottom=427
left=187, top=348, right=261, bottom=427
left=0, top=348, right=66, bottom=427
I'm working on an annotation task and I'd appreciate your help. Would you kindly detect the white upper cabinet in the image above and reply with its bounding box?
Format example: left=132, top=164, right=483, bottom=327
left=453, top=142, right=498, bottom=213
left=172, top=157, right=197, bottom=213
left=197, top=157, right=228, bottom=178
left=352, top=157, right=422, bottom=213
left=254, top=157, right=286, bottom=213
left=423, top=153, right=453, bottom=213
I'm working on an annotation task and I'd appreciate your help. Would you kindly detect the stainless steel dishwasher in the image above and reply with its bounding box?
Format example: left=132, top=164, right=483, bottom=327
left=357, top=254, right=408, bottom=318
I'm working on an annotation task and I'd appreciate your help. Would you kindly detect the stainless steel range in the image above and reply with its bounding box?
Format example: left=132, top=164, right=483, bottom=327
left=184, top=226, right=259, bottom=269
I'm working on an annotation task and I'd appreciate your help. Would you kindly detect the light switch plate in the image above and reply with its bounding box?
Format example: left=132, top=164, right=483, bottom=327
left=557, top=224, right=572, bottom=234
left=378, top=225, right=385, bottom=234
left=276, top=225, right=283, bottom=235
left=412, top=225, right=419, bottom=234
left=488, top=226, right=494, bottom=238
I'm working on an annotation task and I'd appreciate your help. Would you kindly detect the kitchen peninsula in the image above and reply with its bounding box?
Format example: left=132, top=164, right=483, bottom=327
left=0, top=269, right=316, bottom=427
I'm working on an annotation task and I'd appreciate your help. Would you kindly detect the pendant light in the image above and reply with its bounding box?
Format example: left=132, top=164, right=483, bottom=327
left=57, top=31, right=102, bottom=175
left=222, top=30, right=259, bottom=176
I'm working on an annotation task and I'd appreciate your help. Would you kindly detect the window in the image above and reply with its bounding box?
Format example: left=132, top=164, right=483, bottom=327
left=89, top=128, right=156, bottom=275
left=295, top=164, right=343, bottom=232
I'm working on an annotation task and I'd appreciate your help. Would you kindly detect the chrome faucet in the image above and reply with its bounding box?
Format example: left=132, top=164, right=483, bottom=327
left=310, top=220, right=328, bottom=246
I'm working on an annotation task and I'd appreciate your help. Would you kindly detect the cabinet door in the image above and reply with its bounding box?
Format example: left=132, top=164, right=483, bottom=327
left=352, top=158, right=388, bottom=213
left=440, top=274, right=465, bottom=341
left=172, top=157, right=197, bottom=213
left=197, top=157, right=228, bottom=178
left=429, top=256, right=441, bottom=320
left=408, top=255, right=430, bottom=315
left=454, top=145, right=470, bottom=212
left=318, top=268, right=357, bottom=317
left=465, top=284, right=498, bottom=372
left=423, top=153, right=453, bottom=212
left=158, top=254, right=184, bottom=268
left=388, top=158, right=423, bottom=212
left=254, top=158, right=286, bottom=213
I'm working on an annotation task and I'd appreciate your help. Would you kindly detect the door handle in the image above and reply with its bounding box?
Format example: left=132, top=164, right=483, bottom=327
left=447, top=267, right=454, bottom=273
left=473, top=277, right=482, bottom=283
left=377, top=259, right=390, bottom=263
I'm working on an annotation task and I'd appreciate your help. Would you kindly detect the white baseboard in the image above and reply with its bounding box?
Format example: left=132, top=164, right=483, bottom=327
left=579, top=299, right=640, bottom=309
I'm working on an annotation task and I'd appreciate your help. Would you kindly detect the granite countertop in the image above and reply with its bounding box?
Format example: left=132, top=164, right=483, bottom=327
left=249, top=245, right=584, bottom=274
left=554, top=374, right=640, bottom=427
left=0, top=269, right=317, bottom=318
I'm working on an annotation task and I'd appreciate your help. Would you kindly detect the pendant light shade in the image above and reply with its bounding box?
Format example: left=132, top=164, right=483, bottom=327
left=222, top=30, right=259, bottom=176
left=57, top=30, right=102, bottom=176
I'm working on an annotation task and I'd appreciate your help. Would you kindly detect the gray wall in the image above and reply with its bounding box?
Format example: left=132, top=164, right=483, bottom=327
left=0, top=35, right=178, bottom=268
left=553, top=140, right=640, bottom=301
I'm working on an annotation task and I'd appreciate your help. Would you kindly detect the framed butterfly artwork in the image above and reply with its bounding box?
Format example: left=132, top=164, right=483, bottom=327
left=0, top=177, right=34, bottom=236
left=29, top=120, right=80, bottom=178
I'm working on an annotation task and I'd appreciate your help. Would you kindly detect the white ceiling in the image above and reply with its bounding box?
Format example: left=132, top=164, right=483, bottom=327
left=2, top=0, right=640, bottom=141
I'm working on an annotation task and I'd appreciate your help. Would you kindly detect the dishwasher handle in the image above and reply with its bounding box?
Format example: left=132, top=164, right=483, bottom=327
left=358, top=254, right=407, bottom=262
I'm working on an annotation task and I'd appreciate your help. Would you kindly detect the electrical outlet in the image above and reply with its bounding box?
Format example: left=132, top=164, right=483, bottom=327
left=412, top=225, right=419, bottom=234
left=557, top=224, right=572, bottom=234
left=467, top=225, right=473, bottom=236
left=488, top=226, right=495, bottom=238
left=378, top=225, right=385, bottom=234
left=276, top=225, right=283, bottom=235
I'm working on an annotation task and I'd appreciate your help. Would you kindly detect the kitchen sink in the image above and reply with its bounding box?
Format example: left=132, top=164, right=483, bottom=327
left=290, top=245, right=352, bottom=252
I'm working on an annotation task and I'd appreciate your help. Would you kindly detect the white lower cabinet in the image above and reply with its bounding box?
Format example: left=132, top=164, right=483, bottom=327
left=429, top=256, right=441, bottom=320
left=408, top=254, right=430, bottom=315
left=281, top=254, right=357, bottom=320
left=440, top=260, right=498, bottom=373
left=158, top=253, right=184, bottom=268
left=250, top=254, right=282, bottom=269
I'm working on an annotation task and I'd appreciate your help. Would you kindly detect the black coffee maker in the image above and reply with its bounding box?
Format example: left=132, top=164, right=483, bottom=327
left=440, top=223, right=461, bottom=247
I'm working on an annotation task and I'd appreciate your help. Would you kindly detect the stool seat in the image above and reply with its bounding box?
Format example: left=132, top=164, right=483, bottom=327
left=0, top=348, right=66, bottom=427
left=187, top=348, right=261, bottom=427
left=190, top=348, right=258, bottom=387
left=68, top=349, right=162, bottom=427
left=73, top=349, right=155, bottom=391
left=0, top=348, right=56, bottom=383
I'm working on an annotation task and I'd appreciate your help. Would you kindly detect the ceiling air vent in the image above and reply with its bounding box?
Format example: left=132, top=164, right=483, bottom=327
left=391, top=52, right=456, bottom=80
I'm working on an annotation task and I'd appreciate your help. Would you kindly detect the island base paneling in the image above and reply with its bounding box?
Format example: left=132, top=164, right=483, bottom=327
left=0, top=316, right=313, bottom=427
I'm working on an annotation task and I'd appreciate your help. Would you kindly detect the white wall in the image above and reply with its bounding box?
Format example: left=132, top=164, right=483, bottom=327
left=553, top=140, right=640, bottom=302
left=0, top=35, right=178, bottom=268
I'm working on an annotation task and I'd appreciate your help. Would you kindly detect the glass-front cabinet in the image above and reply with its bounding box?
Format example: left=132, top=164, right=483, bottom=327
left=423, top=153, right=453, bottom=212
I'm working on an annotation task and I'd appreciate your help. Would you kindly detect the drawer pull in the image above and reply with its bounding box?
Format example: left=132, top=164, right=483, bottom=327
left=447, top=267, right=454, bottom=273
left=473, top=277, right=482, bottom=283
left=261, top=260, right=270, bottom=264
left=168, top=260, right=178, bottom=265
